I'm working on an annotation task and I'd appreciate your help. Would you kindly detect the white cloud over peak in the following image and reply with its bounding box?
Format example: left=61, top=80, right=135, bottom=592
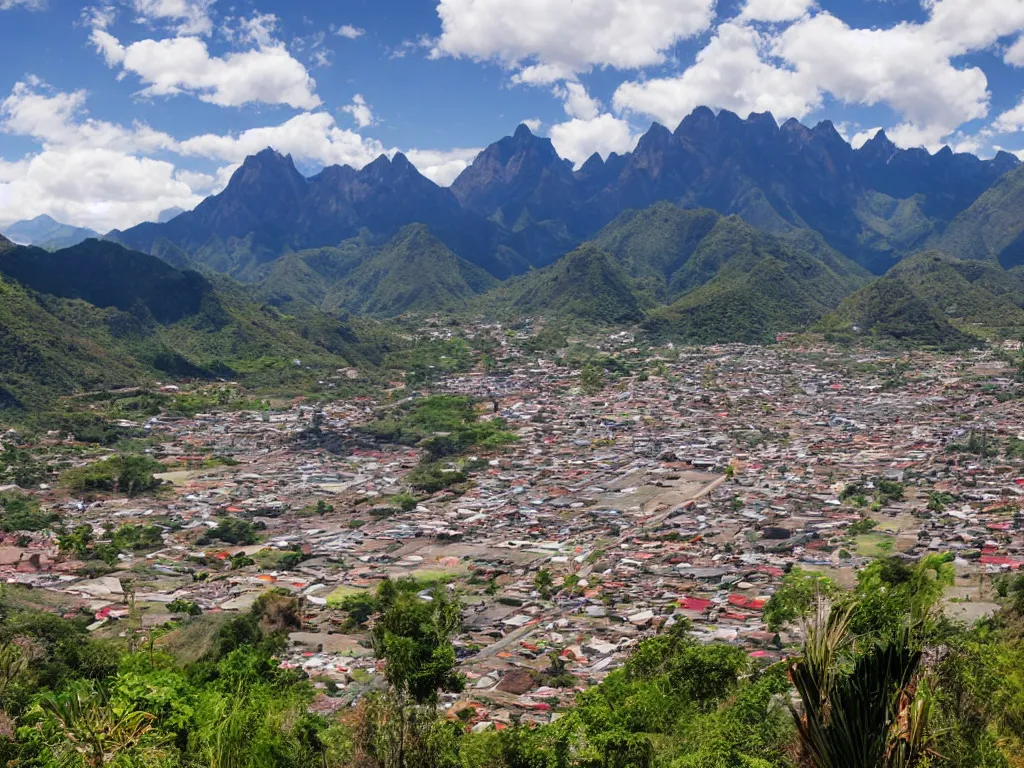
left=613, top=23, right=818, bottom=129
left=403, top=148, right=480, bottom=186
left=0, top=79, right=479, bottom=231
left=548, top=114, right=639, bottom=167
left=740, top=0, right=814, bottom=23
left=613, top=0, right=1024, bottom=150
left=432, top=0, right=715, bottom=82
left=89, top=14, right=322, bottom=109
left=850, top=127, right=883, bottom=150
left=343, top=94, right=375, bottom=128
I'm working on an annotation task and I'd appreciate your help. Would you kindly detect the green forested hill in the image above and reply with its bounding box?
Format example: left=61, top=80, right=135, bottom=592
left=260, top=224, right=497, bottom=317
left=0, top=239, right=392, bottom=411
left=935, top=165, right=1024, bottom=267
left=475, top=203, right=868, bottom=337
left=482, top=243, right=648, bottom=324
left=817, top=250, right=1024, bottom=346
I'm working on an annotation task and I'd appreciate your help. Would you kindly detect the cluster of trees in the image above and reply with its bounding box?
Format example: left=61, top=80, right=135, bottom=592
left=362, top=396, right=517, bottom=495
left=3, top=556, right=1024, bottom=767
left=60, top=455, right=166, bottom=498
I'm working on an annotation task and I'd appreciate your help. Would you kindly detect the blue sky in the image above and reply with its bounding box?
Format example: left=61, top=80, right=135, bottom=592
left=1, top=0, right=1024, bottom=232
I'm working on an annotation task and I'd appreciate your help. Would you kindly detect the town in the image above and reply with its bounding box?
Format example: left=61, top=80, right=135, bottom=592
left=3, top=323, right=1022, bottom=729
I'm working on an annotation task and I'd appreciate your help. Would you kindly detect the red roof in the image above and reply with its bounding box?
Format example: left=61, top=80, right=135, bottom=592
left=679, top=597, right=713, bottom=612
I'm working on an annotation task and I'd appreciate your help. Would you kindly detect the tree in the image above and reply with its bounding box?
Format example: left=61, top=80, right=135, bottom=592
left=762, top=568, right=839, bottom=632
left=359, top=583, right=465, bottom=768
left=580, top=364, right=605, bottom=394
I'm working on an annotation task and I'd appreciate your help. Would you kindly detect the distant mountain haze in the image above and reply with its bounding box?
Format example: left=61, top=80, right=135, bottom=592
left=2, top=214, right=101, bottom=251
left=101, top=108, right=1019, bottom=281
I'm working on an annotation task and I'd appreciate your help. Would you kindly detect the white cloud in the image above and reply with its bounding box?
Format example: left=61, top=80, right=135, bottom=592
left=133, top=0, right=214, bottom=36
left=335, top=24, right=364, bottom=39
left=521, top=118, right=543, bottom=132
left=403, top=148, right=480, bottom=186
left=177, top=112, right=386, bottom=167
left=89, top=16, right=321, bottom=109
left=0, top=79, right=478, bottom=230
left=772, top=12, right=990, bottom=148
left=740, top=0, right=814, bottom=23
left=615, top=0, right=1021, bottom=149
left=548, top=114, right=639, bottom=167
left=0, top=0, right=44, bottom=9
left=342, top=94, right=375, bottom=128
left=554, top=82, right=601, bottom=121
left=0, top=148, right=202, bottom=232
left=432, top=0, right=715, bottom=82
left=850, top=127, right=883, bottom=149
left=1, top=80, right=176, bottom=154
left=1006, top=35, right=1024, bottom=66
left=994, top=99, right=1024, bottom=133
left=613, top=23, right=819, bottom=129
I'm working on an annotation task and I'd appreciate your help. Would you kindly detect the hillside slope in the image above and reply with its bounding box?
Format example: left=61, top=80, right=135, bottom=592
left=934, top=165, right=1024, bottom=268
left=260, top=224, right=497, bottom=317
left=0, top=239, right=391, bottom=410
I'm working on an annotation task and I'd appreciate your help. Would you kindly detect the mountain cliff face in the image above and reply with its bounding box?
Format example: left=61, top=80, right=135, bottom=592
left=454, top=110, right=1015, bottom=274
left=105, top=109, right=1019, bottom=281
left=111, top=150, right=527, bottom=281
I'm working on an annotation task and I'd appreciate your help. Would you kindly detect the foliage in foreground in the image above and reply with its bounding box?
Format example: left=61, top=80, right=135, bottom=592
left=1, top=558, right=1024, bottom=768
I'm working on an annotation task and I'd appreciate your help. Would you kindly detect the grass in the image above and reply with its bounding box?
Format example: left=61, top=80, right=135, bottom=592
left=856, top=533, right=896, bottom=558
left=325, top=584, right=369, bottom=609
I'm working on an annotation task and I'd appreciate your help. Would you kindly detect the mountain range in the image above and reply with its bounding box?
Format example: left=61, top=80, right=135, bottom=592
left=4, top=106, right=1024, bottom=411
left=94, top=108, right=1019, bottom=280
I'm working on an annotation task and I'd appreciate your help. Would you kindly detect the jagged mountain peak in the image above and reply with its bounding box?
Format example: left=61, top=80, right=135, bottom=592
left=858, top=129, right=897, bottom=160
left=513, top=123, right=535, bottom=140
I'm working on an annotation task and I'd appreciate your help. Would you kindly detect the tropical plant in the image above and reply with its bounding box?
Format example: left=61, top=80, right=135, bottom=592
left=788, top=606, right=935, bottom=768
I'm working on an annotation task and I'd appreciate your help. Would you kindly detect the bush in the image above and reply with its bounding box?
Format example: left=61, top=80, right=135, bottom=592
left=61, top=455, right=165, bottom=497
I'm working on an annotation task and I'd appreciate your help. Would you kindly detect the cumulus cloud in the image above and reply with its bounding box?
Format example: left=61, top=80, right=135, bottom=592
left=740, top=0, right=814, bottom=23
left=342, top=94, right=375, bottom=128
left=771, top=11, right=990, bottom=148
left=89, top=14, right=321, bottom=109
left=554, top=82, right=601, bottom=121
left=335, top=23, right=364, bottom=39
left=403, top=148, right=480, bottom=186
left=521, top=118, right=543, bottom=132
left=994, top=99, right=1024, bottom=133
left=0, top=78, right=480, bottom=229
left=0, top=149, right=202, bottom=232
left=133, top=0, right=214, bottom=36
left=432, top=0, right=715, bottom=82
left=1006, top=35, right=1024, bottom=66
left=614, top=0, right=1024, bottom=149
left=613, top=23, right=819, bottom=129
left=548, top=114, right=639, bottom=167
left=1, top=80, right=176, bottom=154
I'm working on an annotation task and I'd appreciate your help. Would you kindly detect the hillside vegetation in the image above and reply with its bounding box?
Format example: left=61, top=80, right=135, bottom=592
left=0, top=239, right=393, bottom=411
